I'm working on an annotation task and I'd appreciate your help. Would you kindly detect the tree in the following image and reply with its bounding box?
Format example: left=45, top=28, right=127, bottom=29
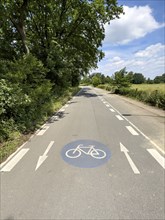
left=154, top=74, right=165, bottom=83
left=0, top=0, right=30, bottom=55
left=92, top=75, right=101, bottom=87
left=146, top=78, right=153, bottom=84
left=111, top=67, right=131, bottom=89
left=0, top=0, right=123, bottom=88
left=132, top=73, right=145, bottom=84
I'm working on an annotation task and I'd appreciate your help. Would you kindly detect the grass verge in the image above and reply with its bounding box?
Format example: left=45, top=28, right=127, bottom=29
left=96, top=83, right=165, bottom=110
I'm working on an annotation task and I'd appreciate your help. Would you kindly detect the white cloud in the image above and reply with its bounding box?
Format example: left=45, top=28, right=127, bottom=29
left=95, top=43, right=165, bottom=79
left=135, top=43, right=165, bottom=57
left=104, top=5, right=164, bottom=45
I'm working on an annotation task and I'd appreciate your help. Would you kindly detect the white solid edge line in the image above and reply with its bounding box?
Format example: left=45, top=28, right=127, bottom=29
left=0, top=142, right=28, bottom=169
left=1, top=149, right=29, bottom=172
left=147, top=149, right=165, bottom=169
left=101, top=98, right=165, bottom=155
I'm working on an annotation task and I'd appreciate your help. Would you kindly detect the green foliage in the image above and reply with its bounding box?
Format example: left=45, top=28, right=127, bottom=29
left=92, top=75, right=101, bottom=87
left=0, top=55, right=53, bottom=142
left=132, top=73, right=145, bottom=84
left=97, top=84, right=113, bottom=91
left=111, top=67, right=131, bottom=90
left=115, top=87, right=165, bottom=110
left=154, top=74, right=165, bottom=83
left=0, top=0, right=124, bottom=151
left=0, top=0, right=123, bottom=85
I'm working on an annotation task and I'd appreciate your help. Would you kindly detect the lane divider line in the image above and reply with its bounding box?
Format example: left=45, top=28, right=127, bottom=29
left=126, top=126, right=139, bottom=135
left=109, top=108, right=115, bottom=112
left=116, top=115, right=124, bottom=121
left=147, top=149, right=165, bottom=169
left=102, top=100, right=165, bottom=155
left=0, top=149, right=29, bottom=172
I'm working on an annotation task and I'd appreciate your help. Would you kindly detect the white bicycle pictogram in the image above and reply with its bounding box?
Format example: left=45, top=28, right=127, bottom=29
left=65, top=144, right=106, bottom=159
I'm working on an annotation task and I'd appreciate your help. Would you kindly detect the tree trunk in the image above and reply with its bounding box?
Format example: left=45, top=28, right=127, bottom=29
left=10, top=18, right=29, bottom=54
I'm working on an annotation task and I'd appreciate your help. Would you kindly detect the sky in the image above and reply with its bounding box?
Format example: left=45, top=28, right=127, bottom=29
left=93, top=0, right=165, bottom=79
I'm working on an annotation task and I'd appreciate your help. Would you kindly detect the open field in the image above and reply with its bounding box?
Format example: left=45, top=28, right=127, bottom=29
left=131, top=83, right=165, bottom=93
left=97, top=83, right=165, bottom=110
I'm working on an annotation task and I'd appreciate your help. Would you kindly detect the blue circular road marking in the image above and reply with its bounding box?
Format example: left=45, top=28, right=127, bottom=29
left=61, top=139, right=111, bottom=168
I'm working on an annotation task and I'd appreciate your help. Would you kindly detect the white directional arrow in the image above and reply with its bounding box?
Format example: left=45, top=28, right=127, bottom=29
left=35, top=141, right=54, bottom=171
left=120, top=142, right=140, bottom=174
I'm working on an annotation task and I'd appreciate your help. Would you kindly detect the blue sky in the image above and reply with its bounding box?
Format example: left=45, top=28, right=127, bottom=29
left=94, top=0, right=165, bottom=79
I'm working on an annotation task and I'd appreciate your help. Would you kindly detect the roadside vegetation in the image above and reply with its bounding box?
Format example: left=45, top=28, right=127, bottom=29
left=0, top=1, right=123, bottom=162
left=81, top=68, right=165, bottom=110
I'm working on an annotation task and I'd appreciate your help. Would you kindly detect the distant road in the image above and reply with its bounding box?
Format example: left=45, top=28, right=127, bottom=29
left=1, top=86, right=164, bottom=220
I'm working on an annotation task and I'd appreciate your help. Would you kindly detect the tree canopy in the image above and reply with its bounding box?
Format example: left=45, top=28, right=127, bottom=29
left=0, top=0, right=123, bottom=86
left=0, top=0, right=123, bottom=142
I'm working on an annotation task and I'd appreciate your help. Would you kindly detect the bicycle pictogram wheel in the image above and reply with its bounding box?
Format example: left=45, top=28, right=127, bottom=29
left=65, top=149, right=81, bottom=158
left=91, top=149, right=106, bottom=159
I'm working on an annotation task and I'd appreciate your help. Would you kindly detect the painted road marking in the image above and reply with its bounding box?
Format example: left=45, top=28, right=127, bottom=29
left=106, top=104, right=110, bottom=107
left=0, top=142, right=28, bottom=169
left=126, top=126, right=139, bottom=135
left=109, top=108, right=115, bottom=112
left=37, top=126, right=49, bottom=136
left=61, top=140, right=111, bottom=168
left=120, top=143, right=140, bottom=174
left=102, top=100, right=164, bottom=155
left=116, top=115, right=124, bottom=121
left=35, top=141, right=54, bottom=170
left=147, top=149, right=165, bottom=169
left=0, top=149, right=29, bottom=172
left=65, top=145, right=106, bottom=159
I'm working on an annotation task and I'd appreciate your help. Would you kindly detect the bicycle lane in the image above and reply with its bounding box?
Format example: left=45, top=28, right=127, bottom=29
left=0, top=86, right=164, bottom=220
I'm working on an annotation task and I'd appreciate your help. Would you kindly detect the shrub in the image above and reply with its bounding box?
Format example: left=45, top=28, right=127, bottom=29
left=0, top=55, right=53, bottom=142
left=92, top=76, right=101, bottom=87
left=115, top=87, right=165, bottom=110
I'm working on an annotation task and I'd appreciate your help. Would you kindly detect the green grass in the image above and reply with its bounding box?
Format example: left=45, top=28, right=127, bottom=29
left=131, top=84, right=165, bottom=93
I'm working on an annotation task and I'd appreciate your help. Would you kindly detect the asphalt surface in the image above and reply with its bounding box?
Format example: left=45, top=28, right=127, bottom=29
left=0, top=86, right=165, bottom=220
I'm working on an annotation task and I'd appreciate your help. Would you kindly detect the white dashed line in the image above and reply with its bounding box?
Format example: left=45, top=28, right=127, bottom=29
left=109, top=108, right=115, bottom=112
left=116, top=115, right=124, bottom=121
left=126, top=126, right=139, bottom=136
left=0, top=149, right=29, bottom=172
left=101, top=100, right=164, bottom=155
left=147, top=149, right=165, bottom=169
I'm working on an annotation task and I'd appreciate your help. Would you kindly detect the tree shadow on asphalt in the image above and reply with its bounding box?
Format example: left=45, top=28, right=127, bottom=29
left=76, top=88, right=100, bottom=98
left=122, top=113, right=165, bottom=118
left=47, top=111, right=69, bottom=124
